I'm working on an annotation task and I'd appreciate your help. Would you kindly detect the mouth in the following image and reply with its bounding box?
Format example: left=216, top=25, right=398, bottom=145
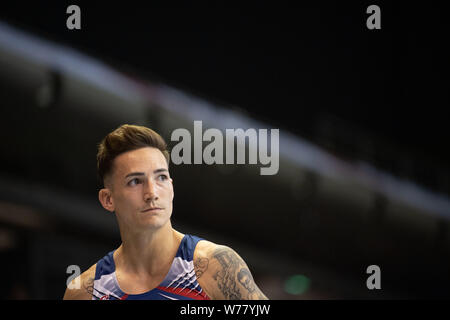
left=141, top=207, right=162, bottom=213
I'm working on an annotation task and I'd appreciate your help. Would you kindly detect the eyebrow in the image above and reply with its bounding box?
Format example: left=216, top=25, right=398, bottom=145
left=124, top=169, right=168, bottom=179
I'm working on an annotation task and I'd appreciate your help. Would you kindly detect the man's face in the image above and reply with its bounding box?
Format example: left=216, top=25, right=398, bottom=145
left=103, top=147, right=174, bottom=233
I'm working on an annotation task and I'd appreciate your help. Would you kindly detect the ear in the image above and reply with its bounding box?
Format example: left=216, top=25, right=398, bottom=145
left=98, top=188, right=115, bottom=213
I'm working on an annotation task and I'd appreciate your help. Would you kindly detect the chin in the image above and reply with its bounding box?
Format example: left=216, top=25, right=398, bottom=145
left=140, top=215, right=170, bottom=230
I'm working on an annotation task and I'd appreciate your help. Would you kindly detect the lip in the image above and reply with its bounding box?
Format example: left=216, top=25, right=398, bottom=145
left=141, top=208, right=162, bottom=213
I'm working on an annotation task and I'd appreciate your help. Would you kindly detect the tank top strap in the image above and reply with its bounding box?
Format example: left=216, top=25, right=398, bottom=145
left=94, top=250, right=116, bottom=280
left=175, top=234, right=204, bottom=262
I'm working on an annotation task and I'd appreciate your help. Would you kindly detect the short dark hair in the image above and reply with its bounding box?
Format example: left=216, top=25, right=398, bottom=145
left=97, top=124, right=169, bottom=184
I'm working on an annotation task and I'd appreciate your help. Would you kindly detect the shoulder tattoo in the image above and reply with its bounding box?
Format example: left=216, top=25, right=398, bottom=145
left=194, top=257, right=209, bottom=279
left=84, top=277, right=94, bottom=296
left=211, top=247, right=266, bottom=300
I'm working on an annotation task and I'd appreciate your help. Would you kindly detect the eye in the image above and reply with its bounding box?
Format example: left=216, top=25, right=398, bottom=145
left=158, top=174, right=168, bottom=181
left=128, top=178, right=142, bottom=186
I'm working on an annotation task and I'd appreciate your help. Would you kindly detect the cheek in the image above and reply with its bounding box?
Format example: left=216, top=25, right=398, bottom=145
left=162, top=184, right=174, bottom=201
left=115, top=191, right=140, bottom=210
left=164, top=188, right=174, bottom=212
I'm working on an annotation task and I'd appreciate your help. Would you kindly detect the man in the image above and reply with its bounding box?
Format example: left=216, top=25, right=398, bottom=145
left=63, top=124, right=268, bottom=300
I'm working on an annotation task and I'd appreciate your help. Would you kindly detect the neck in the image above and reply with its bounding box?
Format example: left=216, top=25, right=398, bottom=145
left=116, top=222, right=183, bottom=276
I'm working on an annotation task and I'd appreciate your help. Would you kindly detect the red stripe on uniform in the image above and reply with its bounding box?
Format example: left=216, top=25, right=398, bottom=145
left=156, top=286, right=210, bottom=300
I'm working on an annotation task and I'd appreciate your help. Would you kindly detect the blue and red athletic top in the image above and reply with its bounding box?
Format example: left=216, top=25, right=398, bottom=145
left=92, top=234, right=210, bottom=300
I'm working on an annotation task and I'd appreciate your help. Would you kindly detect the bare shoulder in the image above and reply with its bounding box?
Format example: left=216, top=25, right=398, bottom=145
left=193, top=240, right=215, bottom=278
left=194, top=240, right=268, bottom=300
left=63, top=264, right=97, bottom=300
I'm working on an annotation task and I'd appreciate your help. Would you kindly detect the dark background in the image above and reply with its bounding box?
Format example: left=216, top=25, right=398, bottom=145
left=0, top=1, right=449, bottom=299
left=1, top=1, right=449, bottom=193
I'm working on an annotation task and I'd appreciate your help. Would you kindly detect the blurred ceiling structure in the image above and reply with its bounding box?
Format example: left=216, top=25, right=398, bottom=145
left=0, top=2, right=449, bottom=299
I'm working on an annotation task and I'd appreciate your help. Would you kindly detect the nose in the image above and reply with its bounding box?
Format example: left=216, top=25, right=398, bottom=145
left=143, top=180, right=158, bottom=202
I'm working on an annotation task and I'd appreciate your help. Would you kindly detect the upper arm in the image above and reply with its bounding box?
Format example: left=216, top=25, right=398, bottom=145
left=195, top=243, right=268, bottom=300
left=63, top=264, right=96, bottom=300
